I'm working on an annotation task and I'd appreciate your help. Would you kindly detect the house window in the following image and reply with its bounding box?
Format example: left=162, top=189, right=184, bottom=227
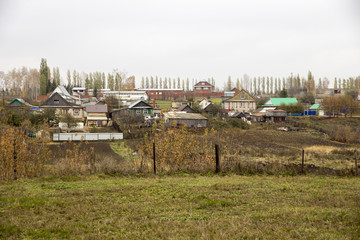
left=204, top=87, right=209, bottom=90
left=201, top=83, right=205, bottom=85
left=74, top=109, right=79, bottom=116
left=241, top=102, right=244, bottom=107
left=241, top=95, right=245, bottom=99
left=54, top=99, right=59, bottom=104
left=136, top=109, right=141, bottom=115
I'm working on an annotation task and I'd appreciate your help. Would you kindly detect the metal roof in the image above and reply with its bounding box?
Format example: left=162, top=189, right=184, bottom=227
left=164, top=112, right=207, bottom=120
left=263, top=98, right=298, bottom=106
left=85, top=104, right=108, bottom=113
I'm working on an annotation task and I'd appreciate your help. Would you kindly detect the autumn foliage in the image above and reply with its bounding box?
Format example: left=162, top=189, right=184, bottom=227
left=0, top=128, right=50, bottom=181
left=139, top=125, right=216, bottom=173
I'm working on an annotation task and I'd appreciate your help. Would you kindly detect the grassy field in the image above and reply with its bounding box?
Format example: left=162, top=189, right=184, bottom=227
left=0, top=175, right=359, bottom=239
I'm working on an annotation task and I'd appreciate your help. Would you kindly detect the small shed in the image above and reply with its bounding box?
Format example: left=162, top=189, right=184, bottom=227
left=309, top=104, right=325, bottom=116
left=264, top=109, right=287, bottom=122
left=164, top=112, right=208, bottom=128
left=86, top=104, right=108, bottom=126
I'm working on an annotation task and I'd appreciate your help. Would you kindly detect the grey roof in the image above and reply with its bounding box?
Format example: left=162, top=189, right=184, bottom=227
left=86, top=104, right=108, bottom=113
left=128, top=100, right=152, bottom=109
left=165, top=112, right=208, bottom=120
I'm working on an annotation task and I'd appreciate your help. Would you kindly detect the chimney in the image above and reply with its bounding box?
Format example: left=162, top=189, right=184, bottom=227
left=235, top=88, right=240, bottom=95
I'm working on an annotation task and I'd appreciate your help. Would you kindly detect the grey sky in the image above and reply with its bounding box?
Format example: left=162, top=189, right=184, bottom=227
left=0, top=0, right=359, bottom=87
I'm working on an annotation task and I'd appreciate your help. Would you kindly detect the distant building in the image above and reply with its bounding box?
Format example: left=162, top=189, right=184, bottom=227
left=85, top=104, right=108, bottom=126
left=164, top=112, right=208, bottom=128
left=262, top=98, right=298, bottom=107
left=104, top=91, right=148, bottom=102
left=223, top=89, right=256, bottom=113
left=137, top=88, right=185, bottom=100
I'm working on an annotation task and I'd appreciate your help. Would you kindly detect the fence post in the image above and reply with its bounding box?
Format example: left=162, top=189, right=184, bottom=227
left=355, top=153, right=358, bottom=176
left=215, top=144, right=220, bottom=173
left=153, top=141, right=156, bottom=174
left=90, top=149, right=96, bottom=174
left=13, top=133, right=17, bottom=180
left=301, top=149, right=305, bottom=174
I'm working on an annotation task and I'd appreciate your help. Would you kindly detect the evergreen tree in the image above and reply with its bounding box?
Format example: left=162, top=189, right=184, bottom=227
left=46, top=67, right=52, bottom=94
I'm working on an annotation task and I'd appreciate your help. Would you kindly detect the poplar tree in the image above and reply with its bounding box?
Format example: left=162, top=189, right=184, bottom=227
left=168, top=78, right=171, bottom=89
left=145, top=77, right=149, bottom=88
left=155, top=76, right=159, bottom=88
left=39, top=58, right=48, bottom=95
left=236, top=78, right=240, bottom=89
left=173, top=78, right=176, bottom=89
left=141, top=77, right=145, bottom=88
left=159, top=77, right=163, bottom=89
left=108, top=73, right=114, bottom=90
left=101, top=73, right=106, bottom=89
left=334, top=78, right=338, bottom=88
left=150, top=76, right=154, bottom=88
left=227, top=76, right=232, bottom=91
left=182, top=79, right=185, bottom=90
left=266, top=77, right=270, bottom=94
left=67, top=70, right=71, bottom=90
left=177, top=77, right=180, bottom=89
left=270, top=77, right=273, bottom=94
left=164, top=77, right=168, bottom=89
left=73, top=70, right=77, bottom=87
left=262, top=77, right=265, bottom=94
left=186, top=78, right=189, bottom=91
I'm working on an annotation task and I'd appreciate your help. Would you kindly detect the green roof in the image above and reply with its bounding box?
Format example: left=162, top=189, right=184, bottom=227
left=263, top=98, right=298, bottom=106
left=310, top=104, right=320, bottom=110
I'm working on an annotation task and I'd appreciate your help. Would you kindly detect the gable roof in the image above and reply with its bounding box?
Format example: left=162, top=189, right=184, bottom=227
left=51, top=86, right=71, bottom=97
left=263, top=98, right=298, bottom=106
left=41, top=92, right=79, bottom=107
left=194, top=81, right=213, bottom=87
left=8, top=98, right=33, bottom=107
left=128, top=100, right=153, bottom=109
left=223, top=89, right=255, bottom=102
left=309, top=104, right=322, bottom=110
left=86, top=104, right=108, bottom=113
left=177, top=104, right=197, bottom=113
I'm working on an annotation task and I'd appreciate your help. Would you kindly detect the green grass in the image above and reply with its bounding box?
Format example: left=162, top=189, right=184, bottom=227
left=0, top=175, right=359, bottom=239
left=110, top=141, right=137, bottom=161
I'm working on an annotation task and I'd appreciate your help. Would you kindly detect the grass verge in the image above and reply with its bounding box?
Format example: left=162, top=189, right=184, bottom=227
left=0, top=175, right=359, bottom=239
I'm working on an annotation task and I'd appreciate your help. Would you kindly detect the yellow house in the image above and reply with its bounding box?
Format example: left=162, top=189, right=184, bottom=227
left=223, top=89, right=256, bottom=113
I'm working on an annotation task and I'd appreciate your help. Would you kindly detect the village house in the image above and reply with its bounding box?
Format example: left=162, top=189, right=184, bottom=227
left=111, top=100, right=153, bottom=119
left=8, top=98, right=34, bottom=108
left=164, top=112, right=208, bottom=128
left=176, top=104, right=197, bottom=113
left=223, top=89, right=256, bottom=113
left=40, top=92, right=84, bottom=121
left=85, top=104, right=108, bottom=126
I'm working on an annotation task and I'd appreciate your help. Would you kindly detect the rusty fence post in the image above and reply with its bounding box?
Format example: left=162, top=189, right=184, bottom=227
left=13, top=135, right=17, bottom=180
left=301, top=149, right=305, bottom=174
left=215, top=144, right=220, bottom=173
left=153, top=141, right=156, bottom=174
left=355, top=154, right=358, bottom=176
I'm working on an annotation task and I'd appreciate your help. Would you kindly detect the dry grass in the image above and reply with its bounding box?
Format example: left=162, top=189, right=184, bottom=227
left=0, top=175, right=359, bottom=239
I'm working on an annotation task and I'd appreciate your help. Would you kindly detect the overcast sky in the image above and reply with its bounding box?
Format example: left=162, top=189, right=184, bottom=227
left=0, top=0, right=359, bottom=87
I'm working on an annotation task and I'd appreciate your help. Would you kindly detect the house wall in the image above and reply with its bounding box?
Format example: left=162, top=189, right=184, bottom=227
left=223, top=101, right=256, bottom=112
left=53, top=108, right=84, bottom=120
left=169, top=119, right=207, bottom=128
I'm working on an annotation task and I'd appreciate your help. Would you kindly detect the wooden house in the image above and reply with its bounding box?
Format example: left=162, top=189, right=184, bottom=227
left=85, top=104, right=108, bottom=126
left=40, top=92, right=84, bottom=121
left=164, top=112, right=208, bottom=128
left=223, top=89, right=256, bottom=113
left=177, top=104, right=197, bottom=113
left=111, top=100, right=153, bottom=119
